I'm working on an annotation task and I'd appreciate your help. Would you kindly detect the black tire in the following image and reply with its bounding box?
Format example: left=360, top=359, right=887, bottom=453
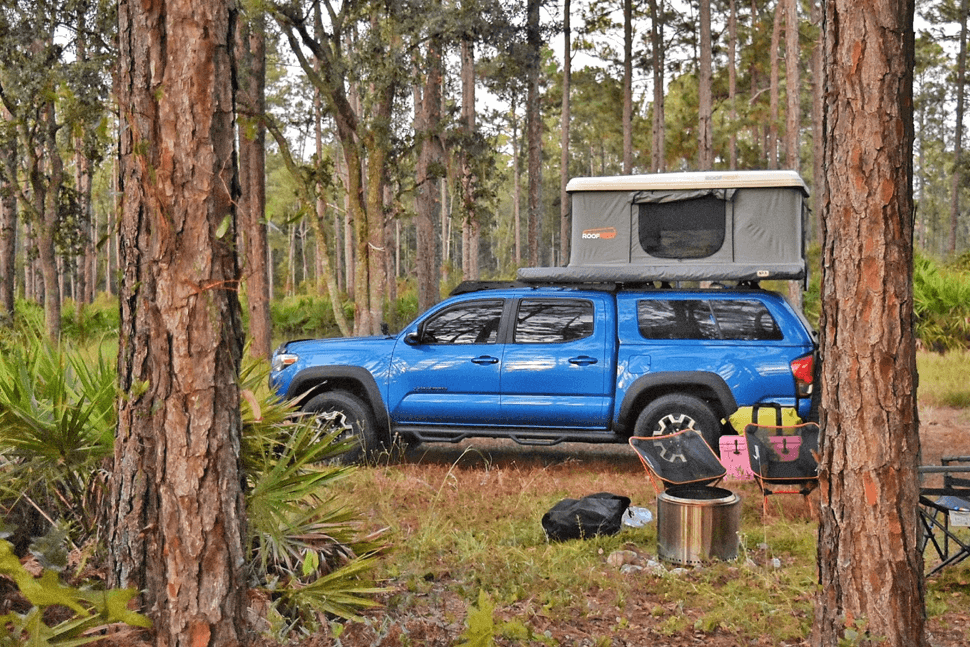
left=633, top=394, right=722, bottom=451
left=302, top=390, right=379, bottom=464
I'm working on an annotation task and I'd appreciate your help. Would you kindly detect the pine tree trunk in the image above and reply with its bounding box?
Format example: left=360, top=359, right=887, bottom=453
left=0, top=107, right=16, bottom=322
left=728, top=0, right=738, bottom=170
left=810, top=0, right=824, bottom=241
left=650, top=0, right=665, bottom=172
left=237, top=15, right=273, bottom=360
left=769, top=0, right=783, bottom=169
left=110, top=1, right=248, bottom=644
left=35, top=99, right=62, bottom=341
left=561, top=0, right=572, bottom=265
left=947, top=0, right=967, bottom=256
left=785, top=0, right=799, bottom=170
left=814, top=1, right=926, bottom=644
left=623, top=0, right=633, bottom=174
left=527, top=0, right=542, bottom=267
left=414, top=38, right=443, bottom=311
left=698, top=0, right=713, bottom=169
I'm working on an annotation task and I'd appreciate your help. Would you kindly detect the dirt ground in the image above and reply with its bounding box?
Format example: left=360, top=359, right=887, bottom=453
left=323, top=405, right=970, bottom=647
left=11, top=407, right=970, bottom=646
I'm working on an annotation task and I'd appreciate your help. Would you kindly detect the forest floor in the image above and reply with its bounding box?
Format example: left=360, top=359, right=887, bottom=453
left=10, top=406, right=970, bottom=647
left=315, top=405, right=970, bottom=647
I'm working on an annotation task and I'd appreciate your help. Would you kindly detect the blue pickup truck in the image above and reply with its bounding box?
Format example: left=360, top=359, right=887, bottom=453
left=270, top=281, right=817, bottom=462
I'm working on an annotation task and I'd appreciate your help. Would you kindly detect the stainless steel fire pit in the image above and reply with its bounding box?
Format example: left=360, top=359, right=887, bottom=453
left=657, top=485, right=741, bottom=565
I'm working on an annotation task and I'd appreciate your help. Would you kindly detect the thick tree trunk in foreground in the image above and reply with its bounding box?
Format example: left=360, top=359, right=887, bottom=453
left=110, top=0, right=248, bottom=645
left=814, top=1, right=926, bottom=645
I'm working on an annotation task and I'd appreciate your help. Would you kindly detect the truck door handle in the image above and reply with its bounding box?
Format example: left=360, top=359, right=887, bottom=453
left=471, top=355, right=499, bottom=365
left=569, top=356, right=598, bottom=366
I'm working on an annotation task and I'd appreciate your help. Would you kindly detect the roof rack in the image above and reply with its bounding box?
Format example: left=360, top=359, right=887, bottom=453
left=449, top=278, right=764, bottom=296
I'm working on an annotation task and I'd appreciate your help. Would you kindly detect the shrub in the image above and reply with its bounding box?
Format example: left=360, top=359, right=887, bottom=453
left=913, top=254, right=970, bottom=352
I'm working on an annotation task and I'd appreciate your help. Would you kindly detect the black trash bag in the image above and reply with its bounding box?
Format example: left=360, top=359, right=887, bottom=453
left=541, top=492, right=632, bottom=542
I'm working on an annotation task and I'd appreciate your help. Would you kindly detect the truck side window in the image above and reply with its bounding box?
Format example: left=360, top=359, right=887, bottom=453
left=709, top=300, right=784, bottom=341
left=637, top=300, right=718, bottom=340
left=637, top=299, right=783, bottom=341
left=422, top=300, right=504, bottom=344
left=514, top=299, right=594, bottom=344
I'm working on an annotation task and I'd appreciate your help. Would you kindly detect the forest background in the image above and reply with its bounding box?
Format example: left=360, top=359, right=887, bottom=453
left=1, top=0, right=969, bottom=349
left=1, top=1, right=970, bottom=644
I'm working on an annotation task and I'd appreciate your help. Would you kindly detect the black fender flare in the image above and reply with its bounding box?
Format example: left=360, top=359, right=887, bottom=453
left=616, top=371, right=739, bottom=434
left=284, top=366, right=390, bottom=436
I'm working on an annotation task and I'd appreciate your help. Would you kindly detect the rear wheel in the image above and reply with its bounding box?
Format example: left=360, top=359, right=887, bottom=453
left=303, top=390, right=379, bottom=464
left=633, top=394, right=722, bottom=451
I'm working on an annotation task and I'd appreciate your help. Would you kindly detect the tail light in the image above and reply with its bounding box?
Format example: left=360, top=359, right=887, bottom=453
left=790, top=354, right=814, bottom=398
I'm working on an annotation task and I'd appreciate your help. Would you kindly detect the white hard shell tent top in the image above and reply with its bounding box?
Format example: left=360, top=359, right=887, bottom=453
left=518, top=170, right=810, bottom=285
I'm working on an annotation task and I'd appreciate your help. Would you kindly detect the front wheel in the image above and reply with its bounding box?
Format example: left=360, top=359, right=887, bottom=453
left=302, top=390, right=379, bottom=464
left=633, top=394, right=722, bottom=451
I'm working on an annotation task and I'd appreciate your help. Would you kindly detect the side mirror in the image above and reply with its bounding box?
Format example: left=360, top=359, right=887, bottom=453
left=404, top=331, right=421, bottom=345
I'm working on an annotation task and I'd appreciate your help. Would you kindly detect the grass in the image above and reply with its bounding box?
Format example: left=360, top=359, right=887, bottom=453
left=917, top=350, right=970, bottom=408
left=326, top=451, right=835, bottom=644
left=324, top=351, right=970, bottom=645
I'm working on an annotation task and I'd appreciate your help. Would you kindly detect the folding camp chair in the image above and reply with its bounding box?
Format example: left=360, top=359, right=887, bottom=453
left=918, top=456, right=970, bottom=576
left=743, top=407, right=819, bottom=515
left=629, top=429, right=727, bottom=493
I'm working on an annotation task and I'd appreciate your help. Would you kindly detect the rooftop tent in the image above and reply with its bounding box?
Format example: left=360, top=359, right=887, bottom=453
left=518, top=170, right=810, bottom=285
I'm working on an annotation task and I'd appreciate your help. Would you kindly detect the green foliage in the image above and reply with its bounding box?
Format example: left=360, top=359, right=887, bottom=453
left=59, top=295, right=120, bottom=345
left=0, top=531, right=150, bottom=646
left=239, top=361, right=387, bottom=631
left=271, top=294, right=349, bottom=339
left=0, top=327, right=385, bottom=639
left=913, top=254, right=970, bottom=352
left=458, top=589, right=497, bottom=647
left=0, top=328, right=115, bottom=542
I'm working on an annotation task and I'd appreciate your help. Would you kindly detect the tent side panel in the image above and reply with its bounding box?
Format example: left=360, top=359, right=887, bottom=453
left=568, top=192, right=633, bottom=266
left=733, top=188, right=803, bottom=265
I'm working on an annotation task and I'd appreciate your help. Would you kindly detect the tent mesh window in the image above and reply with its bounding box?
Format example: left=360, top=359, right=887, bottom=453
left=637, top=194, right=726, bottom=259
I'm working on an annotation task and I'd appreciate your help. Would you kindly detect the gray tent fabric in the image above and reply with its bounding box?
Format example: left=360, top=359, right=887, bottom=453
left=520, top=171, right=809, bottom=285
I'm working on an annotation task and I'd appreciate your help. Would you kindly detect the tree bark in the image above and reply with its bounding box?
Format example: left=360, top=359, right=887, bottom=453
left=623, top=0, right=633, bottom=174
left=415, top=38, right=443, bottom=312
left=110, top=0, right=248, bottom=645
left=460, top=36, right=480, bottom=280
left=0, top=106, right=16, bottom=322
left=785, top=0, right=800, bottom=170
left=527, top=0, right=542, bottom=267
left=814, top=1, right=926, bottom=645
left=236, top=13, right=273, bottom=360
left=728, top=0, right=738, bottom=170
left=561, top=0, right=571, bottom=265
left=650, top=0, right=665, bottom=172
left=810, top=0, right=824, bottom=241
left=947, top=0, right=967, bottom=256
left=769, top=0, right=783, bottom=169
left=35, top=98, right=63, bottom=341
left=512, top=98, right=522, bottom=265
left=698, top=0, right=714, bottom=170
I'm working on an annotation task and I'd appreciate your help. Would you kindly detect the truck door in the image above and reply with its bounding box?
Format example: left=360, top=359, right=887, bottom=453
left=387, top=299, right=508, bottom=425
left=500, top=297, right=612, bottom=428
